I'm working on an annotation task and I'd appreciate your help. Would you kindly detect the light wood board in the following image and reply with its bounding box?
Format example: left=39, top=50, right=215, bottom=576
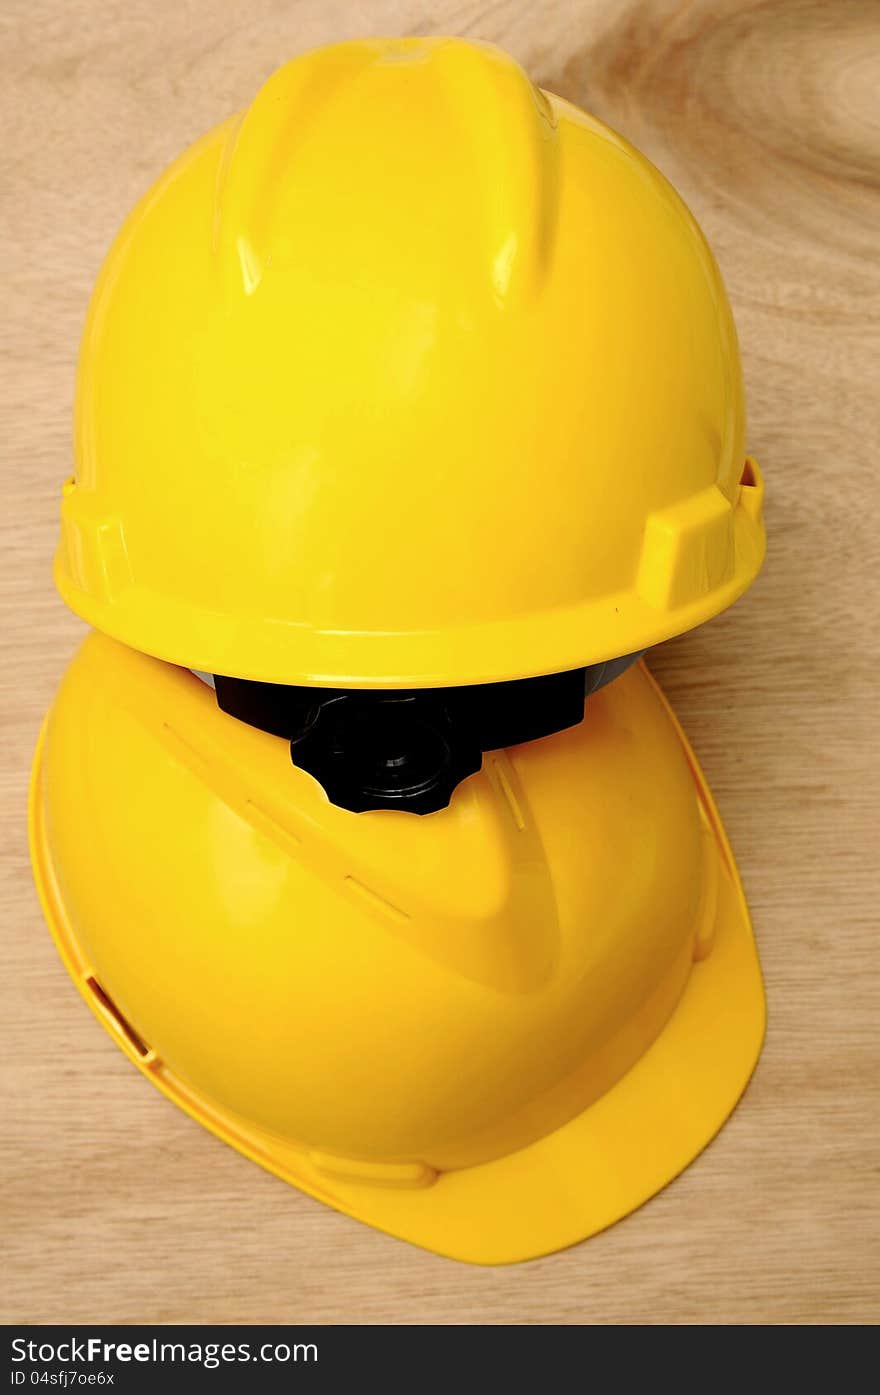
left=2, top=0, right=878, bottom=1324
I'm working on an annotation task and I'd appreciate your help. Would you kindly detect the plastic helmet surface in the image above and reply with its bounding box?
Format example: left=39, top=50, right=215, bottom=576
left=57, top=37, right=764, bottom=687
left=30, top=634, right=765, bottom=1263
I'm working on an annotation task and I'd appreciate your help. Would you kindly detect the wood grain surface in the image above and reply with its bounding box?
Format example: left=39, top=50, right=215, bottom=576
left=2, top=0, right=878, bottom=1325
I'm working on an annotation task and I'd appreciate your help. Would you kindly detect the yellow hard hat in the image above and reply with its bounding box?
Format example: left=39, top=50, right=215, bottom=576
left=32, top=632, right=763, bottom=1264
left=32, top=37, right=767, bottom=1264
left=58, top=36, right=764, bottom=689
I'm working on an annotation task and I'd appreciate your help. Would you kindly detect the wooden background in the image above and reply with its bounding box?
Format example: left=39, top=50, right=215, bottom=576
left=2, top=0, right=878, bottom=1324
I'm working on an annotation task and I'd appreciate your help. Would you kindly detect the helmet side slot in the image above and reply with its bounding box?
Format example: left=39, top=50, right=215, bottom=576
left=84, top=974, right=155, bottom=1065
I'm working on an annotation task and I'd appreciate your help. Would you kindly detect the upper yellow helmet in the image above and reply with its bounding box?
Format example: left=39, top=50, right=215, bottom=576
left=58, top=36, right=763, bottom=687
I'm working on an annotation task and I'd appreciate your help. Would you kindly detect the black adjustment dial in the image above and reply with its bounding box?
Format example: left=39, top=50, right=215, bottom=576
left=288, top=694, right=483, bottom=814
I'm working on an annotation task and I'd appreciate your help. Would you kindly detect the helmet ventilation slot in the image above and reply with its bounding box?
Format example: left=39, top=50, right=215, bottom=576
left=84, top=975, right=154, bottom=1063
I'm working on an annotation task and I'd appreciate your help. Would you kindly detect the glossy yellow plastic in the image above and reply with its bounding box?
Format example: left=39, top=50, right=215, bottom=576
left=30, top=633, right=765, bottom=1263
left=57, top=37, right=765, bottom=688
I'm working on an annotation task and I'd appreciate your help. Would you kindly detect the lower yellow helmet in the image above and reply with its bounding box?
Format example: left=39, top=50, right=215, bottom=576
left=32, top=634, right=763, bottom=1264
left=31, top=37, right=766, bottom=1263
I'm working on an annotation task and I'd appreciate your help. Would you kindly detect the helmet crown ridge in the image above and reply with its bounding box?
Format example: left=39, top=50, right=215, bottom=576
left=215, top=38, right=561, bottom=306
